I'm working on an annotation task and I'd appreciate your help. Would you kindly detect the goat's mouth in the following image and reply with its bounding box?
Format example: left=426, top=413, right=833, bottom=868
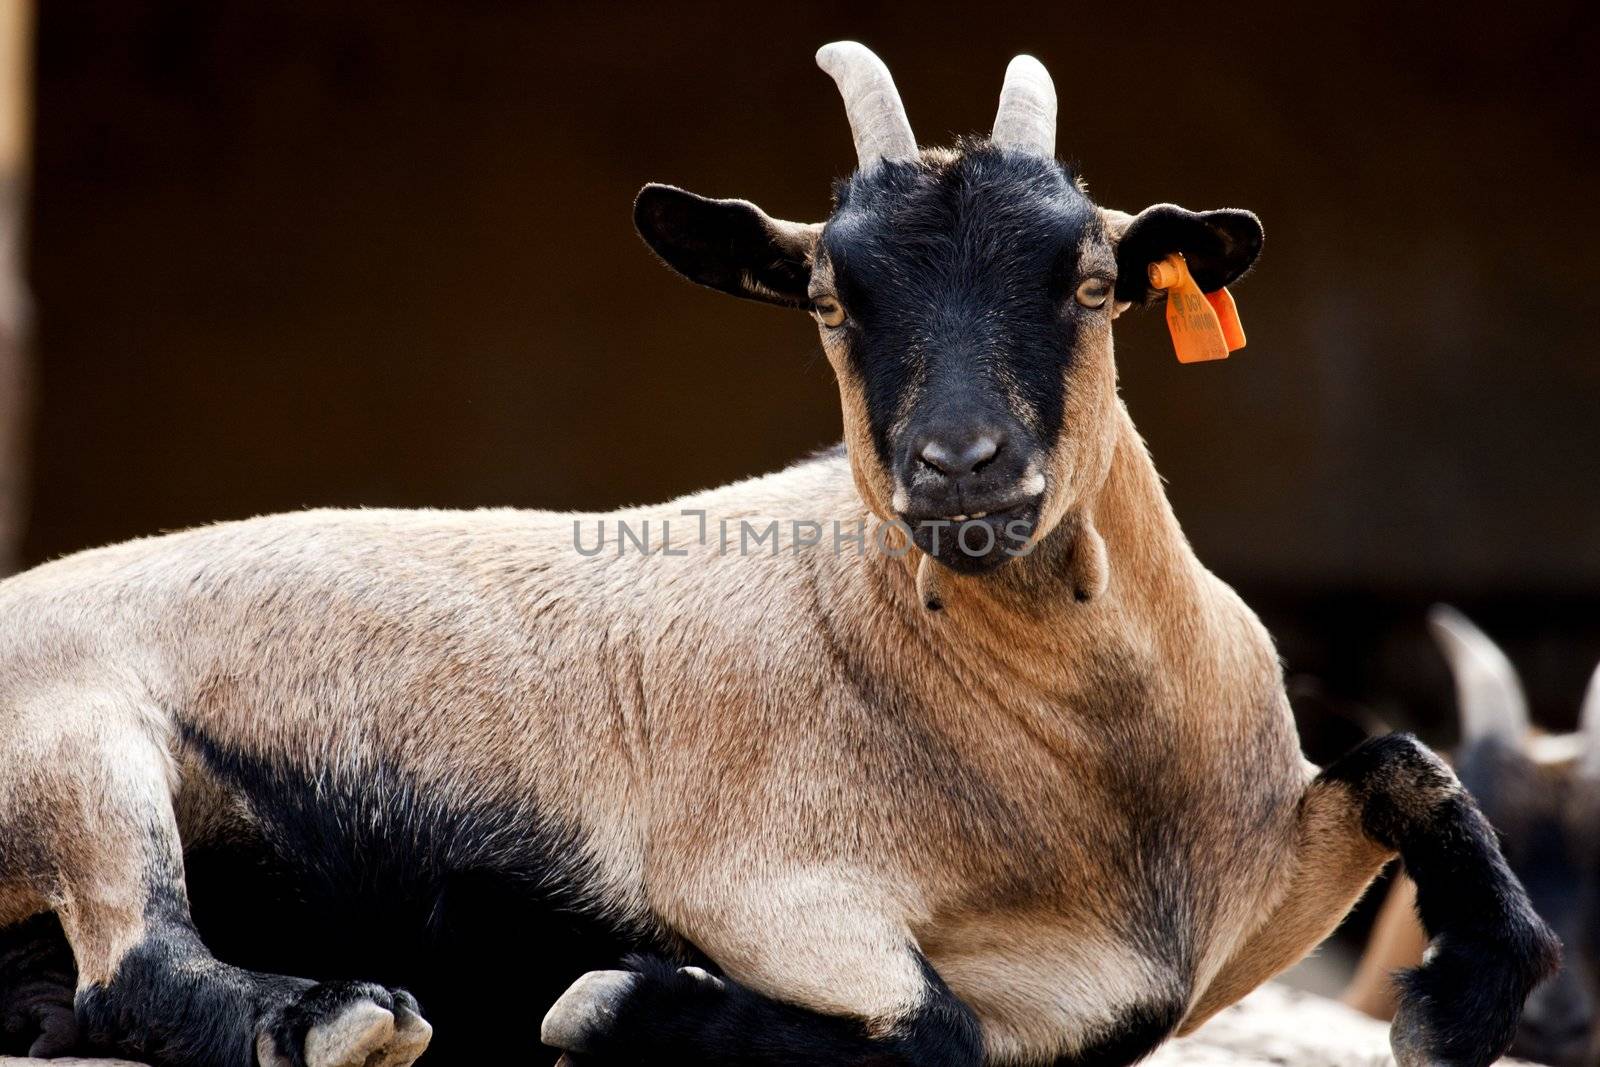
left=900, top=496, right=1041, bottom=574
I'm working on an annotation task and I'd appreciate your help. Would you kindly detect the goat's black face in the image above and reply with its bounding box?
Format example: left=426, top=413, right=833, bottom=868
left=813, top=148, right=1101, bottom=571
left=634, top=154, right=1260, bottom=574
left=634, top=157, right=1262, bottom=574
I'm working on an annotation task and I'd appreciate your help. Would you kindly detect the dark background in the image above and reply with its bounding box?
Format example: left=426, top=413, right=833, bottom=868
left=20, top=2, right=1600, bottom=757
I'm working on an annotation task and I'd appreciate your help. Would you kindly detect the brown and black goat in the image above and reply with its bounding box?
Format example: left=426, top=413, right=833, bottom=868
left=1347, top=606, right=1599, bottom=1066
left=0, top=42, right=1558, bottom=1067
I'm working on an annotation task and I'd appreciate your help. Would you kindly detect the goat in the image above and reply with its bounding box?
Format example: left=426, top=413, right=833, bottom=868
left=1346, top=606, right=1599, bottom=1066
left=0, top=42, right=1558, bottom=1067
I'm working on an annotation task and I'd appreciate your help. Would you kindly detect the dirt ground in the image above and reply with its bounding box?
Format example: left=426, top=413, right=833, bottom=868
left=1150, top=983, right=1426, bottom=1065
left=1149, top=983, right=1538, bottom=1066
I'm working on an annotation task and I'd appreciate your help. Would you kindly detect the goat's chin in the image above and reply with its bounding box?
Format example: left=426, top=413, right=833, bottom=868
left=928, top=545, right=1017, bottom=576
left=908, top=507, right=1039, bottom=575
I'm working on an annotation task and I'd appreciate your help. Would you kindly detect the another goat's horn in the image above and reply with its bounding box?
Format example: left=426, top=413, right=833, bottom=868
left=1428, top=604, right=1530, bottom=747
left=816, top=41, right=917, bottom=169
left=1579, top=660, right=1600, bottom=776
left=992, top=54, right=1056, bottom=158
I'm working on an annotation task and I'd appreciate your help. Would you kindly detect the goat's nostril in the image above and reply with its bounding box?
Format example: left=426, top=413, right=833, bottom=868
left=918, top=441, right=955, bottom=475
left=919, top=434, right=1002, bottom=478
left=968, top=434, right=1001, bottom=473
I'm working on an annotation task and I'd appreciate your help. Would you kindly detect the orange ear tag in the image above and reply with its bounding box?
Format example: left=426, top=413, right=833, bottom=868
left=1205, top=286, right=1247, bottom=352
left=1147, top=254, right=1229, bottom=364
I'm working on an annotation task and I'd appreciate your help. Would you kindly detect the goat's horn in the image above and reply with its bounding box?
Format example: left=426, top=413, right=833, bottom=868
left=1579, top=661, right=1600, bottom=776
left=1428, top=604, right=1530, bottom=747
left=816, top=41, right=917, bottom=169
left=992, top=54, right=1056, bottom=158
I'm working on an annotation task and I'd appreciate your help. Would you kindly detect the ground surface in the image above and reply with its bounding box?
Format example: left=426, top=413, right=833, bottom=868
left=1150, top=983, right=1409, bottom=1065
left=0, top=983, right=1535, bottom=1067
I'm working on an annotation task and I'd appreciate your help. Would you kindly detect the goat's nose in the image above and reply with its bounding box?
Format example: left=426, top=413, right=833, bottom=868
left=919, top=432, right=1002, bottom=478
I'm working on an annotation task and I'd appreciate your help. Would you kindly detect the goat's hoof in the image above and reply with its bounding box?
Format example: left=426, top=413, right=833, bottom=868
left=260, top=980, right=432, bottom=1067
left=542, top=969, right=642, bottom=1053
left=678, top=965, right=725, bottom=989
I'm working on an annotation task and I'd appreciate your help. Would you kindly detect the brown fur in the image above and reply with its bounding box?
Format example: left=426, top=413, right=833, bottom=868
left=1182, top=779, right=1394, bottom=1031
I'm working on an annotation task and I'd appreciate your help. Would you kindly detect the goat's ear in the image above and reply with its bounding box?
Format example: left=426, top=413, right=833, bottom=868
left=1110, top=204, right=1263, bottom=305
left=634, top=184, right=820, bottom=309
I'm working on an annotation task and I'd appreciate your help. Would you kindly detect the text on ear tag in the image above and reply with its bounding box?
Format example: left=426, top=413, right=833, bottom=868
left=1147, top=254, right=1228, bottom=364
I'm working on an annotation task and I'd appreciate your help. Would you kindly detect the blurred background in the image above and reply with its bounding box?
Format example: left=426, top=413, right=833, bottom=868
left=2, top=0, right=1597, bottom=918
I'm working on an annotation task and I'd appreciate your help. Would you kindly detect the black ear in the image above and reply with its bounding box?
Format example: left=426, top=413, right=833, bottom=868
left=1112, top=204, right=1263, bottom=304
left=634, top=184, right=820, bottom=309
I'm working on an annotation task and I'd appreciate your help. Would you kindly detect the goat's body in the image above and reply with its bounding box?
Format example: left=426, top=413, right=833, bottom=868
left=0, top=414, right=1325, bottom=1063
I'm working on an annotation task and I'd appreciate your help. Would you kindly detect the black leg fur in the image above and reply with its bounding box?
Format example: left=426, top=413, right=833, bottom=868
left=77, top=919, right=304, bottom=1065
left=549, top=952, right=984, bottom=1067
left=1321, top=733, right=1561, bottom=1067
left=76, top=888, right=427, bottom=1067
left=0, top=913, right=79, bottom=1056
left=178, top=732, right=650, bottom=1061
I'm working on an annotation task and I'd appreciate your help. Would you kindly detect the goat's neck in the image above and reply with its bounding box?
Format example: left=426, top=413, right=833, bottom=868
left=879, top=402, right=1281, bottom=732
left=925, top=401, right=1207, bottom=644
left=1077, top=400, right=1201, bottom=604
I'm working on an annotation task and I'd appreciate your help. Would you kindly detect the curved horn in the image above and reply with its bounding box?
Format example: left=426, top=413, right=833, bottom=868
left=991, top=54, right=1057, bottom=158
left=1428, top=604, right=1530, bottom=747
left=816, top=41, right=917, bottom=169
left=1579, top=660, right=1600, bottom=776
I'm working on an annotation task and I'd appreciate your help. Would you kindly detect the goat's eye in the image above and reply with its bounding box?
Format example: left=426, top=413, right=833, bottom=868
left=812, top=296, right=847, bottom=328
left=1075, top=278, right=1112, bottom=309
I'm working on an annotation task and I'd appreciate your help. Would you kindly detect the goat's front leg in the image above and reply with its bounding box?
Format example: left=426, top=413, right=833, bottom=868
left=541, top=879, right=982, bottom=1067
left=1189, top=733, right=1559, bottom=1067
left=543, top=952, right=980, bottom=1066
